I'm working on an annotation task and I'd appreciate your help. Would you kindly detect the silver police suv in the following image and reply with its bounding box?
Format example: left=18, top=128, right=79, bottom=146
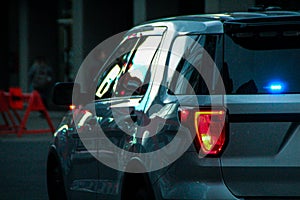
left=47, top=11, right=300, bottom=200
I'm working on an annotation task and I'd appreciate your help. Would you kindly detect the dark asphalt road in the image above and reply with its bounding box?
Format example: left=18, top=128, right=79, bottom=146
left=0, top=111, right=66, bottom=200
left=0, top=135, right=52, bottom=200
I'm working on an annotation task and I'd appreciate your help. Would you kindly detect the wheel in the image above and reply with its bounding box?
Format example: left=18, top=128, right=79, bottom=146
left=47, top=155, right=67, bottom=200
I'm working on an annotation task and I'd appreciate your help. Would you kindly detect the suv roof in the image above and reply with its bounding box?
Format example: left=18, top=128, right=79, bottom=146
left=129, top=11, right=300, bottom=35
left=149, top=11, right=300, bottom=22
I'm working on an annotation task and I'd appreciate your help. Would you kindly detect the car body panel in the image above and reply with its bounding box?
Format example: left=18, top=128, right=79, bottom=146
left=222, top=95, right=300, bottom=197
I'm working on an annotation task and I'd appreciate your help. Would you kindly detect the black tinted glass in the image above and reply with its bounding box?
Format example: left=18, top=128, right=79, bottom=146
left=168, top=34, right=221, bottom=95
left=224, top=32, right=300, bottom=94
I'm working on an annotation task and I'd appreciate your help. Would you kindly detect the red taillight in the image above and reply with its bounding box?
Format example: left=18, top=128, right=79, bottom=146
left=180, top=108, right=227, bottom=156
left=195, top=109, right=226, bottom=155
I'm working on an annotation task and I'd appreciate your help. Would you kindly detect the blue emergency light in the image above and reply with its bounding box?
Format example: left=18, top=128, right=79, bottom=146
left=266, top=81, right=285, bottom=93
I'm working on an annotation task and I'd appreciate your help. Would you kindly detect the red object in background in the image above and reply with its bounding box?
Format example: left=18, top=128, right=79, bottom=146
left=0, top=89, right=55, bottom=137
left=17, top=90, right=55, bottom=137
left=0, top=91, right=18, bottom=132
left=9, top=87, right=24, bottom=110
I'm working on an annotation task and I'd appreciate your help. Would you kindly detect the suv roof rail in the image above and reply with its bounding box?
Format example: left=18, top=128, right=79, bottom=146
left=248, top=5, right=264, bottom=12
left=265, top=6, right=282, bottom=11
left=248, top=5, right=282, bottom=12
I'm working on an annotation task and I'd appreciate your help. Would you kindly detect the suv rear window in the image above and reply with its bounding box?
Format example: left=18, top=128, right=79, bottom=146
left=224, top=26, right=300, bottom=94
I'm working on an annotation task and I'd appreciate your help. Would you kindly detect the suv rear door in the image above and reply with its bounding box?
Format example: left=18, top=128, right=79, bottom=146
left=92, top=27, right=166, bottom=199
left=221, top=17, right=300, bottom=197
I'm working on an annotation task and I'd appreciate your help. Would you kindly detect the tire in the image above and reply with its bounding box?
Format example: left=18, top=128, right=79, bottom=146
left=121, top=173, right=155, bottom=200
left=134, top=185, right=155, bottom=200
left=47, top=156, right=67, bottom=200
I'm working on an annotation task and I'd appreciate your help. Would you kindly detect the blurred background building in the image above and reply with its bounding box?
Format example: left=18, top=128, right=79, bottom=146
left=1, top=0, right=300, bottom=93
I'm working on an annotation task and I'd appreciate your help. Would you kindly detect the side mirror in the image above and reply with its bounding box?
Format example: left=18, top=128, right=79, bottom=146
left=52, top=82, right=80, bottom=106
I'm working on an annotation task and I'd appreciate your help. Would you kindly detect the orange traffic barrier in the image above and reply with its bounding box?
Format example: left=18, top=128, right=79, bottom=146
left=17, top=90, right=55, bottom=137
left=0, top=91, right=18, bottom=132
left=0, top=87, right=55, bottom=137
left=9, top=87, right=24, bottom=110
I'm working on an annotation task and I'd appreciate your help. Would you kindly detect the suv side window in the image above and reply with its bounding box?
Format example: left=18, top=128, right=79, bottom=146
left=113, top=36, right=161, bottom=97
left=167, top=34, right=220, bottom=95
left=95, top=37, right=139, bottom=99
left=95, top=35, right=162, bottom=99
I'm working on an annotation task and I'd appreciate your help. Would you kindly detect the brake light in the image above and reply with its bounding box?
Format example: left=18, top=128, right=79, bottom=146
left=195, top=109, right=226, bottom=155
left=180, top=108, right=227, bottom=156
